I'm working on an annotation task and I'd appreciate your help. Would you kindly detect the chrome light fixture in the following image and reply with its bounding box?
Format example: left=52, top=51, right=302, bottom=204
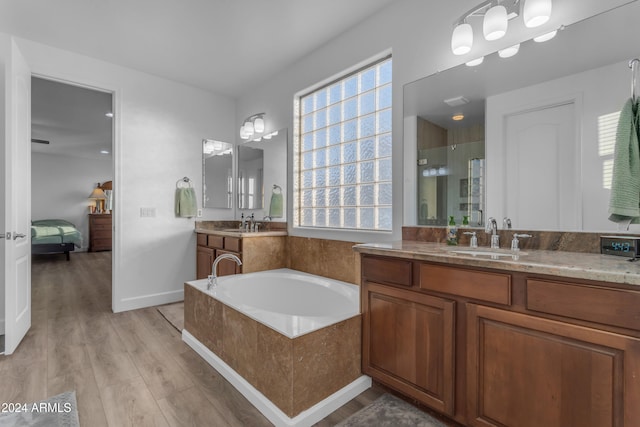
left=450, top=0, right=553, bottom=56
left=239, top=113, right=266, bottom=140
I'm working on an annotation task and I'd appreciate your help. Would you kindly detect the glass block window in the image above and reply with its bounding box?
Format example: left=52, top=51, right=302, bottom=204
left=294, top=56, right=392, bottom=231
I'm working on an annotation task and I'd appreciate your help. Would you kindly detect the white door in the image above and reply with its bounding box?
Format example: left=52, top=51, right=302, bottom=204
left=3, top=38, right=32, bottom=355
left=503, top=102, right=579, bottom=230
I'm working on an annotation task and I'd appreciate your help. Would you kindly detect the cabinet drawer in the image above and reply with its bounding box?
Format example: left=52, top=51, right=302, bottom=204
left=197, top=233, right=207, bottom=246
left=224, top=236, right=241, bottom=252
left=419, top=264, right=511, bottom=305
left=90, top=216, right=111, bottom=226
left=207, top=235, right=224, bottom=249
left=362, top=256, right=412, bottom=287
left=527, top=279, right=640, bottom=330
left=92, top=230, right=111, bottom=239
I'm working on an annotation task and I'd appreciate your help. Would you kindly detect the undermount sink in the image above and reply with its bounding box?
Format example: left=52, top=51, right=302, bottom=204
left=450, top=249, right=526, bottom=257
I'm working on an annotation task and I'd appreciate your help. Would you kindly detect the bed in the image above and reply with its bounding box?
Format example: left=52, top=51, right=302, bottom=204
left=31, top=219, right=83, bottom=261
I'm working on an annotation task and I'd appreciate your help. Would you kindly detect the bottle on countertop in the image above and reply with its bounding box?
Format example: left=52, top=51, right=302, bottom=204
left=462, top=215, right=469, bottom=227
left=447, top=216, right=458, bottom=245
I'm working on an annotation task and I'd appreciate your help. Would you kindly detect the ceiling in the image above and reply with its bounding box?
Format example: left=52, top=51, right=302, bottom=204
left=0, top=0, right=396, bottom=98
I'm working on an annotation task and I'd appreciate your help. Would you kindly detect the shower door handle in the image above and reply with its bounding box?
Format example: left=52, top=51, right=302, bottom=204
left=12, top=232, right=26, bottom=240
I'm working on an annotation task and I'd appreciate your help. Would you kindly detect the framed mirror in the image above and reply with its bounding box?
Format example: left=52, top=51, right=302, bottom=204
left=404, top=2, right=639, bottom=231
left=202, top=139, right=233, bottom=209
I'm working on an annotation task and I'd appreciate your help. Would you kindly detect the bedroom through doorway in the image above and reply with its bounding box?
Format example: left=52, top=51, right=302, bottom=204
left=30, top=76, right=114, bottom=309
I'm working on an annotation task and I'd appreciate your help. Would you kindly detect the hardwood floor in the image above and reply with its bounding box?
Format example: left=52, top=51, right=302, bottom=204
left=0, top=252, right=383, bottom=426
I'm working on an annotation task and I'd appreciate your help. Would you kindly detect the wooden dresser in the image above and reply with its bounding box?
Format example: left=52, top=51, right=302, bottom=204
left=89, top=213, right=112, bottom=252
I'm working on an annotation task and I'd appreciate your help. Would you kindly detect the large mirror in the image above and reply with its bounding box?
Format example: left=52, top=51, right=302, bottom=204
left=404, top=2, right=639, bottom=231
left=203, top=139, right=233, bottom=208
left=236, top=129, right=288, bottom=216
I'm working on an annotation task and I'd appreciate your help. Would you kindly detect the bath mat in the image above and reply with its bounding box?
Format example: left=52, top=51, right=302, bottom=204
left=157, top=302, right=184, bottom=331
left=336, top=393, right=449, bottom=427
left=0, top=390, right=80, bottom=427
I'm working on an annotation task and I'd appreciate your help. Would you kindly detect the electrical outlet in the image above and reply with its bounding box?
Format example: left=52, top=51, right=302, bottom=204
left=197, top=208, right=203, bottom=217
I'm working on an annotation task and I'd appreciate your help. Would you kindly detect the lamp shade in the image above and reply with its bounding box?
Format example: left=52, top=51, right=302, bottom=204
left=243, top=120, right=254, bottom=136
left=240, top=124, right=250, bottom=139
left=253, top=116, right=265, bottom=133
left=533, top=29, right=557, bottom=42
left=88, top=187, right=107, bottom=200
left=451, top=23, right=473, bottom=55
left=466, top=56, right=484, bottom=67
left=483, top=4, right=508, bottom=41
left=524, top=0, right=552, bottom=28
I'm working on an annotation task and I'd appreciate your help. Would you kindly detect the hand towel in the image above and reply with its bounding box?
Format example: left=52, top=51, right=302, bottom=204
left=175, top=187, right=197, bottom=218
left=609, top=98, right=640, bottom=225
left=269, top=189, right=283, bottom=218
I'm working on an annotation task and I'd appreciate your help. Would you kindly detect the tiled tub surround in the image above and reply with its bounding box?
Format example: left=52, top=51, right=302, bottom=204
left=182, top=269, right=369, bottom=427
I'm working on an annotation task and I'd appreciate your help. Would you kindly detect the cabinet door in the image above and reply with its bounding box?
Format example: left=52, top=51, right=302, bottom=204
left=362, top=282, right=455, bottom=415
left=196, top=246, right=214, bottom=280
left=467, top=304, right=640, bottom=427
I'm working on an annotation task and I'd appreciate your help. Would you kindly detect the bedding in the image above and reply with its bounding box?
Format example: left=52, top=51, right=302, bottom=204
left=31, top=219, right=83, bottom=260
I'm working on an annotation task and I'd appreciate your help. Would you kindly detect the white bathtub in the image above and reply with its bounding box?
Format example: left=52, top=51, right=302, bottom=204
left=188, top=268, right=360, bottom=338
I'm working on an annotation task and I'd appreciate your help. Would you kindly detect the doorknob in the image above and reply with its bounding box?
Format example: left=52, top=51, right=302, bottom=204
left=12, top=232, right=26, bottom=240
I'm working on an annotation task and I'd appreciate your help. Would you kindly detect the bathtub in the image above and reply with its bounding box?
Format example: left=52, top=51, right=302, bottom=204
left=182, top=268, right=371, bottom=427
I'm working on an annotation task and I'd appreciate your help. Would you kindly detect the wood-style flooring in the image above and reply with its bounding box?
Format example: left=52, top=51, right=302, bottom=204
left=0, top=252, right=383, bottom=426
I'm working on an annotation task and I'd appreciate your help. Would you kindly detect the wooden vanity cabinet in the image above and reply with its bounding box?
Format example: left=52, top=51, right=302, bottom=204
left=196, top=232, right=287, bottom=279
left=360, top=253, right=640, bottom=427
left=362, top=281, right=455, bottom=415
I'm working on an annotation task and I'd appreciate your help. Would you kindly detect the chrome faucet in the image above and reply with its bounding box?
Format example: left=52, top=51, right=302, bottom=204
left=485, top=217, right=499, bottom=249
left=511, top=233, right=532, bottom=251
left=208, top=253, right=242, bottom=290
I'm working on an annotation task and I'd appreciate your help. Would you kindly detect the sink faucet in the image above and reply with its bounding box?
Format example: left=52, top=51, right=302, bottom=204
left=485, top=217, right=499, bottom=249
left=208, top=253, right=242, bottom=290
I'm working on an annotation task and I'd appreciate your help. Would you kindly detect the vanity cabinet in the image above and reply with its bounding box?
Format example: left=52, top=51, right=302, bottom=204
left=359, top=253, right=640, bottom=427
left=195, top=232, right=286, bottom=280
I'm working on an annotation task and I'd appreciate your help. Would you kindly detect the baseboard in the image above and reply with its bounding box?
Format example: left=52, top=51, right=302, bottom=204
left=182, top=329, right=371, bottom=427
left=113, top=289, right=183, bottom=313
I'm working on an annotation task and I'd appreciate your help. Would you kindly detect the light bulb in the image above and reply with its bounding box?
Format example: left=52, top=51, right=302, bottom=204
left=451, top=23, right=473, bottom=55
left=483, top=4, right=508, bottom=41
left=498, top=43, right=520, bottom=58
left=524, top=0, right=552, bottom=28
left=253, top=116, right=265, bottom=133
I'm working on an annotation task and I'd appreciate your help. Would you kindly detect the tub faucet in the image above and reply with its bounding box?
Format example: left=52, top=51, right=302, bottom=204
left=485, top=217, right=499, bottom=249
left=208, top=253, right=242, bottom=290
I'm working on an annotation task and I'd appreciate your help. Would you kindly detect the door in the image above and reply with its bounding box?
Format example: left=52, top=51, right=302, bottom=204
left=503, top=102, right=579, bottom=230
left=3, top=38, right=32, bottom=355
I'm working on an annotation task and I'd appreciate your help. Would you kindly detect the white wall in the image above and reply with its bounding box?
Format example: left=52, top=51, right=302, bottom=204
left=32, top=152, right=111, bottom=250
left=234, top=0, right=631, bottom=243
left=8, top=36, right=236, bottom=312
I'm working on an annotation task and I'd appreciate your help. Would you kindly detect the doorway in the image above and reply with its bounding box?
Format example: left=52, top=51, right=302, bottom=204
left=28, top=77, right=114, bottom=328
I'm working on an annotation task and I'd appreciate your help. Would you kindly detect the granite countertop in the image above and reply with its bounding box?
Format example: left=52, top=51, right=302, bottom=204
left=194, top=227, right=288, bottom=238
left=354, top=241, right=640, bottom=287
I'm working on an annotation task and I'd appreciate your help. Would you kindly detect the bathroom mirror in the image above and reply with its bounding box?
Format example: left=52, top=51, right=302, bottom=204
left=237, top=129, right=288, bottom=216
left=404, top=2, right=639, bottom=231
left=238, top=145, right=264, bottom=210
left=202, top=139, right=233, bottom=209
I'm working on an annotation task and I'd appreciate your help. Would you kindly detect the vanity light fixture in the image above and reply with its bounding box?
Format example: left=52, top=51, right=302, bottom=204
left=239, top=113, right=266, bottom=140
left=451, top=0, right=552, bottom=55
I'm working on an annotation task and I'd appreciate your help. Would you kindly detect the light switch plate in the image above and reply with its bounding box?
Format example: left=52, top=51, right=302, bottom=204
left=140, top=207, right=156, bottom=218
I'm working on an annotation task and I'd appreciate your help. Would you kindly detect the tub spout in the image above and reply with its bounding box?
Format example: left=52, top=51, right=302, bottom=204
left=208, top=253, right=242, bottom=290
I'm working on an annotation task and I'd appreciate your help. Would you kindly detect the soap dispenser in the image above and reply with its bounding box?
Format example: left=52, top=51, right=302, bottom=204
left=446, top=216, right=458, bottom=246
